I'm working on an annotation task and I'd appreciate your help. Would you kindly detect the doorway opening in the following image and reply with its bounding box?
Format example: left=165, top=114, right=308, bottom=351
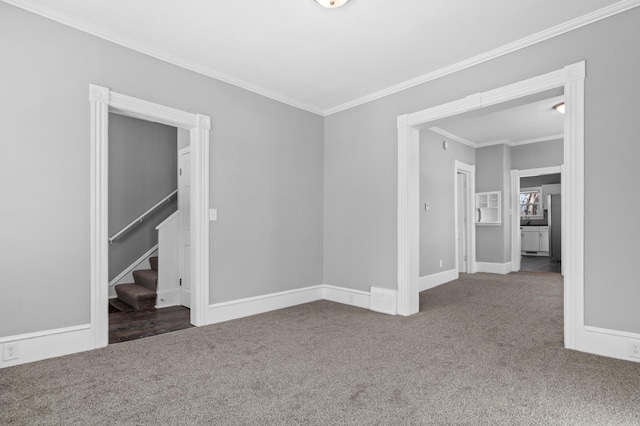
left=513, top=168, right=563, bottom=275
left=397, top=62, right=585, bottom=351
left=90, top=85, right=211, bottom=349
left=105, top=115, right=195, bottom=343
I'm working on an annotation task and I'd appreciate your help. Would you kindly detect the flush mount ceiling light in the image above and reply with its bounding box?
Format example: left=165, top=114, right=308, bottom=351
left=553, top=102, right=565, bottom=114
left=314, top=0, right=350, bottom=8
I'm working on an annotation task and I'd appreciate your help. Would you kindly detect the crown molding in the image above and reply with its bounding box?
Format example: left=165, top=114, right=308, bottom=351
left=510, top=134, right=564, bottom=146
left=324, top=0, right=640, bottom=116
left=428, top=127, right=478, bottom=148
left=3, top=0, right=639, bottom=117
left=428, top=127, right=564, bottom=149
left=1, top=0, right=325, bottom=116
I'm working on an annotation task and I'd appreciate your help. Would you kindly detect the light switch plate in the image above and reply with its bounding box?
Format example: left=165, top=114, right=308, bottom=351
left=209, top=209, right=217, bottom=221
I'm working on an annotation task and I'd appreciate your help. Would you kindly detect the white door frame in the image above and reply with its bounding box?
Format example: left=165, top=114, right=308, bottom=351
left=510, top=166, right=562, bottom=272
left=454, top=161, right=476, bottom=274
left=89, top=85, right=211, bottom=348
left=178, top=146, right=191, bottom=307
left=397, top=62, right=584, bottom=351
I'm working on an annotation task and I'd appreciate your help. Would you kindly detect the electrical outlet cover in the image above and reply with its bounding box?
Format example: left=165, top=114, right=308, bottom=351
left=629, top=342, right=640, bottom=359
left=3, top=342, right=19, bottom=361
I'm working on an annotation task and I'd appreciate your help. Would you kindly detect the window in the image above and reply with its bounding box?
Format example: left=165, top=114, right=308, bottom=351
left=520, top=187, right=542, bottom=219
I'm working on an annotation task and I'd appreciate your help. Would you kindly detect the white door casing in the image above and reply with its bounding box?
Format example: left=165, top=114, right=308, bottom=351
left=178, top=147, right=192, bottom=308
left=397, top=62, right=584, bottom=353
left=90, top=85, right=210, bottom=348
left=454, top=161, right=476, bottom=275
left=456, top=174, right=466, bottom=273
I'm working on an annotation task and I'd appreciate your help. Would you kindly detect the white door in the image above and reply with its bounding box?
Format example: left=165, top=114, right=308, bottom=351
left=456, top=173, right=467, bottom=273
left=178, top=147, right=191, bottom=308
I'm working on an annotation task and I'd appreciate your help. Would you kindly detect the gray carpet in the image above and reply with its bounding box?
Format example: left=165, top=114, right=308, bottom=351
left=2, top=272, right=640, bottom=425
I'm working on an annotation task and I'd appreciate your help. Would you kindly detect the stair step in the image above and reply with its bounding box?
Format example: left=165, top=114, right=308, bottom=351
left=109, top=298, right=136, bottom=313
left=115, top=283, right=156, bottom=311
left=133, top=269, right=158, bottom=292
left=149, top=256, right=158, bottom=272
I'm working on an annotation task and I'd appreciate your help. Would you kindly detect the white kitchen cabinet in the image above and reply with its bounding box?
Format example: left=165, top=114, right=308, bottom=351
left=521, top=226, right=550, bottom=254
left=476, top=191, right=501, bottom=225
left=522, top=227, right=540, bottom=252
left=539, top=226, right=550, bottom=252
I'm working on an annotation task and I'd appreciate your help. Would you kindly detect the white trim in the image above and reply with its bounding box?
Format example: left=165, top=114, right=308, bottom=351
left=108, top=244, right=158, bottom=287
left=429, top=127, right=476, bottom=148
left=0, top=324, right=92, bottom=368
left=476, top=262, right=513, bottom=275
left=419, top=269, right=459, bottom=292
left=429, top=128, right=564, bottom=149
left=510, top=134, right=564, bottom=146
left=90, top=84, right=211, bottom=352
left=397, top=62, right=585, bottom=354
left=510, top=171, right=521, bottom=272
left=581, top=326, right=640, bottom=363
left=323, top=285, right=370, bottom=310
left=324, top=0, right=640, bottom=115
left=156, top=289, right=181, bottom=308
left=454, top=161, right=476, bottom=274
left=511, top=165, right=563, bottom=272
left=4, top=0, right=638, bottom=116
left=2, top=0, right=323, bottom=116
left=206, top=286, right=324, bottom=324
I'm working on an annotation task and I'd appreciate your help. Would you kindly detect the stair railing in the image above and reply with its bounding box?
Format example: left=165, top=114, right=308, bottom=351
left=109, top=190, right=177, bottom=244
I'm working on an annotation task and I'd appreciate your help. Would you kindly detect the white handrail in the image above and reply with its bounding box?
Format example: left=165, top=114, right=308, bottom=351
left=109, top=190, right=177, bottom=243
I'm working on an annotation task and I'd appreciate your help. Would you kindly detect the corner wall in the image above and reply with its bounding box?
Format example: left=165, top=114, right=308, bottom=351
left=0, top=2, right=324, bottom=338
left=323, top=7, right=640, bottom=333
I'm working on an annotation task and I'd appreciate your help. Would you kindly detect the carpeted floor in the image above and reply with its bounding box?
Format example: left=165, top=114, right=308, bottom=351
left=2, top=272, right=640, bottom=425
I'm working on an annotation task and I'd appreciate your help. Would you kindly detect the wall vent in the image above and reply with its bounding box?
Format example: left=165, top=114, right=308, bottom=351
left=370, top=287, right=397, bottom=315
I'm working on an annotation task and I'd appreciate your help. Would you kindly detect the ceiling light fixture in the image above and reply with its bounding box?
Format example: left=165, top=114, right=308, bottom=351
left=553, top=102, right=565, bottom=114
left=314, top=0, right=350, bottom=8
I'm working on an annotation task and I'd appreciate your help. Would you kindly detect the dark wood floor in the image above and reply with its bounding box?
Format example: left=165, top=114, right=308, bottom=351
left=520, top=255, right=561, bottom=273
left=109, top=305, right=193, bottom=344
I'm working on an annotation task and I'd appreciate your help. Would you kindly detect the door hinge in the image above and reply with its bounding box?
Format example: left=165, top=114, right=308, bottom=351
left=179, top=278, right=182, bottom=286
left=179, top=168, right=182, bottom=176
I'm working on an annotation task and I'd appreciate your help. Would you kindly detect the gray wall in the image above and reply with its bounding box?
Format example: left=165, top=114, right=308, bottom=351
left=419, top=132, right=475, bottom=276
left=323, top=7, right=640, bottom=333
left=511, top=139, right=564, bottom=170
left=521, top=174, right=561, bottom=188
left=0, top=3, right=323, bottom=337
left=108, top=114, right=177, bottom=281
left=475, top=145, right=511, bottom=264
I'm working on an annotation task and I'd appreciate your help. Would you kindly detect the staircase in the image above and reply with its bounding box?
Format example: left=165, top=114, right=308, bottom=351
left=110, top=256, right=158, bottom=312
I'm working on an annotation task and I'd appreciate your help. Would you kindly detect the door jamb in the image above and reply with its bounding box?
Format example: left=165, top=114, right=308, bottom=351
left=89, top=85, right=211, bottom=348
left=510, top=166, right=562, bottom=272
left=397, top=62, right=584, bottom=352
left=454, top=161, right=476, bottom=274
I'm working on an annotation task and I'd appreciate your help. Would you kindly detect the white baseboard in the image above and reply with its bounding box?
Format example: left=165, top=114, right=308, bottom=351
left=476, top=261, right=513, bottom=275
left=0, top=324, right=94, bottom=368
left=206, top=284, right=375, bottom=325
left=323, top=285, right=370, bottom=310
left=206, top=285, right=324, bottom=324
left=580, top=326, right=640, bottom=363
left=419, top=269, right=459, bottom=292
left=156, top=289, right=180, bottom=308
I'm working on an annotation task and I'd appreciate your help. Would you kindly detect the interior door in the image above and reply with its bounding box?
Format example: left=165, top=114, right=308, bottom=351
left=456, top=173, right=467, bottom=273
left=178, top=147, right=191, bottom=308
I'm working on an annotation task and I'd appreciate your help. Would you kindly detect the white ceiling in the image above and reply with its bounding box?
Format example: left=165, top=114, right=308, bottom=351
left=4, top=0, right=633, bottom=115
left=430, top=94, right=565, bottom=148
